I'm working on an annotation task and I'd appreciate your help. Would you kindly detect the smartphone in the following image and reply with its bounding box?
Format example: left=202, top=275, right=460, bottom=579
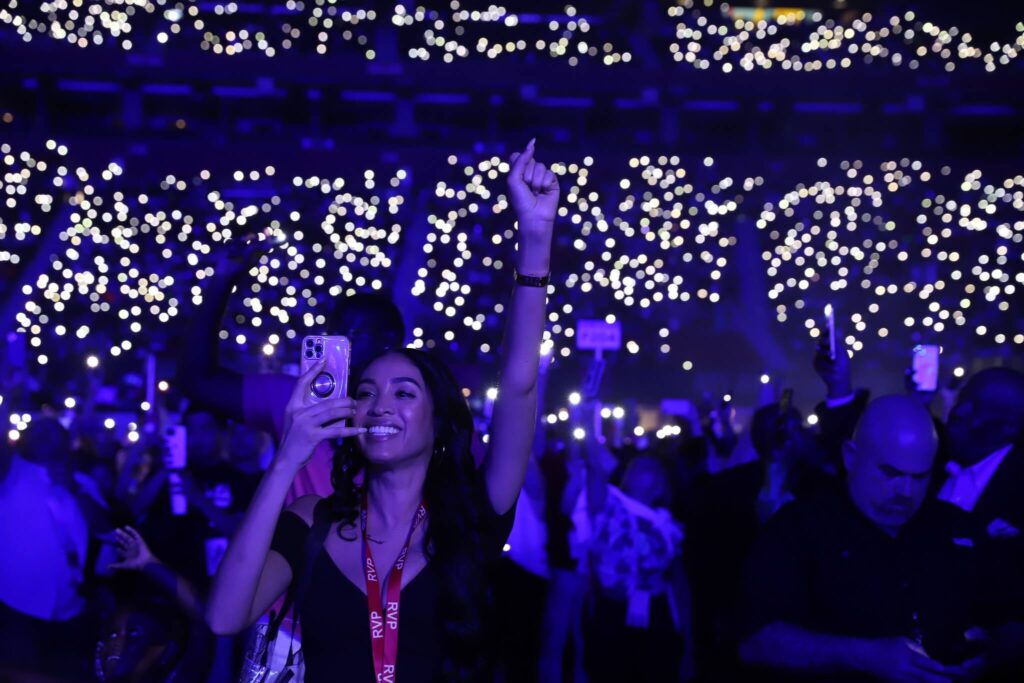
left=911, top=344, right=940, bottom=392
left=164, top=425, right=188, bottom=516
left=710, top=394, right=733, bottom=439
left=824, top=304, right=836, bottom=360
left=166, top=473, right=186, bottom=516
left=301, top=335, right=351, bottom=402
left=164, top=426, right=187, bottom=470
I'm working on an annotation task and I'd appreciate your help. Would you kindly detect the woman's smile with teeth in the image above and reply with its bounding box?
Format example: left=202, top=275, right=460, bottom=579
left=367, top=425, right=400, bottom=437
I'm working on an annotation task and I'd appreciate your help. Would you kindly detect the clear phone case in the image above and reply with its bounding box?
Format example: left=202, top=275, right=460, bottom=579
left=300, top=335, right=351, bottom=402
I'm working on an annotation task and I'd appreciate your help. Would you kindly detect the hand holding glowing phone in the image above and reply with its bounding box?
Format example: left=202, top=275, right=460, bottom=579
left=909, top=344, right=940, bottom=393
left=813, top=304, right=853, bottom=400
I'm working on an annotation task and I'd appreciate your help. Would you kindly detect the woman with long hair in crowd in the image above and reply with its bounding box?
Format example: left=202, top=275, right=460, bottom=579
left=206, top=139, right=559, bottom=682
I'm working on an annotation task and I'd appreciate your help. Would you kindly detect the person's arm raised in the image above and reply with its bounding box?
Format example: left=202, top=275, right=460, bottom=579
left=206, top=361, right=365, bottom=635
left=484, top=138, right=559, bottom=515
left=110, top=526, right=205, bottom=621
left=177, top=235, right=275, bottom=422
left=581, top=401, right=610, bottom=520
left=812, top=326, right=854, bottom=403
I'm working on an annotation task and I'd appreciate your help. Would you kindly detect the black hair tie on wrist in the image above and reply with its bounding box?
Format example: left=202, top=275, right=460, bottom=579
left=514, top=271, right=550, bottom=288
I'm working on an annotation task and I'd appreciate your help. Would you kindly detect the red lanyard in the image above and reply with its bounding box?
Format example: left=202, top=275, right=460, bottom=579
left=361, top=494, right=427, bottom=683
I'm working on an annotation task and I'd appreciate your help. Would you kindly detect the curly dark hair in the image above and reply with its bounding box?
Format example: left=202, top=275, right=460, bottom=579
left=327, top=347, right=493, bottom=681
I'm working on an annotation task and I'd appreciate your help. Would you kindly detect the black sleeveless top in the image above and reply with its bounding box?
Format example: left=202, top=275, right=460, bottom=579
left=269, top=476, right=515, bottom=683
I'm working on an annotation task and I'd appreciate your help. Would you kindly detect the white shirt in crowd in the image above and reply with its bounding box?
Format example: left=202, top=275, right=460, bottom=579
left=937, top=444, right=1013, bottom=513
left=0, top=455, right=89, bottom=621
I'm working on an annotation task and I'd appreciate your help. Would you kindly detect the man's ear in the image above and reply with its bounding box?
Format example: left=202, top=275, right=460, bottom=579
left=842, top=440, right=856, bottom=476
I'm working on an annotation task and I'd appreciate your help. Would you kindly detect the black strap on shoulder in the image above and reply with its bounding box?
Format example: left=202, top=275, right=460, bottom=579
left=262, top=499, right=333, bottom=668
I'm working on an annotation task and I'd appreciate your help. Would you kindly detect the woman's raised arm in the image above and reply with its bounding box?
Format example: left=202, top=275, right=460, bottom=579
left=484, top=139, right=560, bottom=514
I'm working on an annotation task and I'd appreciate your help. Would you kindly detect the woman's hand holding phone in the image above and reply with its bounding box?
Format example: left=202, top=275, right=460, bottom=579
left=276, top=360, right=365, bottom=472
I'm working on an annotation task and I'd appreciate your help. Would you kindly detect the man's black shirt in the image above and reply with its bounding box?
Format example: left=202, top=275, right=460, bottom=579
left=742, top=492, right=997, bottom=667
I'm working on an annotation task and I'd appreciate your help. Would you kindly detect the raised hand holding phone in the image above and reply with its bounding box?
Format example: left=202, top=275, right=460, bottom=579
left=910, top=345, right=940, bottom=393
left=713, top=394, right=738, bottom=457
left=300, top=335, right=351, bottom=402
left=814, top=307, right=853, bottom=401
left=276, top=359, right=365, bottom=472
left=825, top=303, right=837, bottom=360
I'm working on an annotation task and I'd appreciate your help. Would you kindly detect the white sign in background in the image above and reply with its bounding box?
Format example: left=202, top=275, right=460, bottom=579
left=575, top=319, right=622, bottom=351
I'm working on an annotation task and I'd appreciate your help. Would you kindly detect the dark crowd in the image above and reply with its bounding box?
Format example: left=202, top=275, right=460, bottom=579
left=0, top=136, right=1019, bottom=683
left=4, top=0, right=1024, bottom=680
left=2, top=251, right=1022, bottom=683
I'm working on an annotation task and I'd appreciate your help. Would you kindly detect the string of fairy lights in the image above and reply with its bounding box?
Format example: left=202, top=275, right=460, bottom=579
left=3, top=1, right=1022, bottom=72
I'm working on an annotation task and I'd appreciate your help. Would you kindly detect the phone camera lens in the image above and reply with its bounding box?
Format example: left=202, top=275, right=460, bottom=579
left=305, top=339, right=314, bottom=347
left=304, top=350, right=313, bottom=358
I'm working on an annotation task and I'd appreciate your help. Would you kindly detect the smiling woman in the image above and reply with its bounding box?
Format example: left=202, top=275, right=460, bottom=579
left=352, top=356, right=439, bottom=464
left=314, top=348, right=503, bottom=680
left=205, top=139, right=559, bottom=683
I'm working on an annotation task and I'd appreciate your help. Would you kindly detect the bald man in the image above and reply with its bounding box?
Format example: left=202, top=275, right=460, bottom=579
left=739, top=396, right=1000, bottom=682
